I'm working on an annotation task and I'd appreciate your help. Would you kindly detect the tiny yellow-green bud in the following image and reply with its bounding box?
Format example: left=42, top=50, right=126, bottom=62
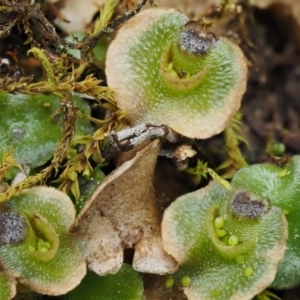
left=214, top=217, right=225, bottom=229
left=37, top=239, right=50, bottom=252
left=244, top=267, right=253, bottom=277
left=228, top=235, right=239, bottom=246
left=39, top=246, right=49, bottom=252
left=181, top=276, right=191, bottom=287
left=37, top=238, right=45, bottom=248
left=165, top=277, right=174, bottom=289
left=235, top=255, right=245, bottom=264
left=170, top=69, right=178, bottom=77
left=283, top=209, right=289, bottom=215
left=28, top=245, right=36, bottom=252
left=211, top=289, right=220, bottom=296
left=278, top=168, right=288, bottom=177
left=216, top=229, right=227, bottom=238
left=44, top=241, right=52, bottom=250
left=167, top=62, right=173, bottom=71
left=68, top=170, right=77, bottom=181
left=83, top=167, right=91, bottom=178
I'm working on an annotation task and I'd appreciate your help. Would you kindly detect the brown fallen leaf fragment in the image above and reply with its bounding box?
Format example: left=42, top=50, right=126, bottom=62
left=74, top=212, right=123, bottom=275
left=153, top=0, right=216, bottom=17
left=52, top=0, right=106, bottom=33
left=119, top=0, right=217, bottom=18
left=76, top=139, right=178, bottom=275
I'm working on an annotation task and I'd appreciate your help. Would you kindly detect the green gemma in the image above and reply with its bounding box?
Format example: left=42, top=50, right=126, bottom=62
left=232, top=155, right=300, bottom=289
left=162, top=156, right=300, bottom=298
left=162, top=182, right=287, bottom=299
left=106, top=8, right=247, bottom=138
left=0, top=186, right=86, bottom=296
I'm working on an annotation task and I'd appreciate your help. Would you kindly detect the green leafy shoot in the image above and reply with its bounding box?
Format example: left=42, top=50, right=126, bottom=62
left=186, top=160, right=231, bottom=190
left=55, top=153, right=93, bottom=201
left=0, top=151, right=21, bottom=182
left=218, top=113, right=248, bottom=178
left=266, top=140, right=286, bottom=157
left=55, top=109, right=126, bottom=200
left=93, top=0, right=119, bottom=34
left=254, top=289, right=281, bottom=300
left=0, top=47, right=114, bottom=105
left=27, top=48, right=58, bottom=86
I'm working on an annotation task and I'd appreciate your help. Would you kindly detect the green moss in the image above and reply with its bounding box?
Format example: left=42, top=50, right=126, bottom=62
left=0, top=187, right=86, bottom=295
left=0, top=92, right=93, bottom=168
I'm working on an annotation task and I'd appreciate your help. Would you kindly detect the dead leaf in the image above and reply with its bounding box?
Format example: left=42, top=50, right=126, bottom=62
left=75, top=139, right=178, bottom=275
left=75, top=212, right=123, bottom=275
left=53, top=0, right=105, bottom=32
left=151, top=0, right=216, bottom=17
left=118, top=0, right=217, bottom=18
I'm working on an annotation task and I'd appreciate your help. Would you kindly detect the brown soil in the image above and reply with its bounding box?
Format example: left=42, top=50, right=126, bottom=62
left=242, top=3, right=300, bottom=298
left=243, top=3, right=300, bottom=162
